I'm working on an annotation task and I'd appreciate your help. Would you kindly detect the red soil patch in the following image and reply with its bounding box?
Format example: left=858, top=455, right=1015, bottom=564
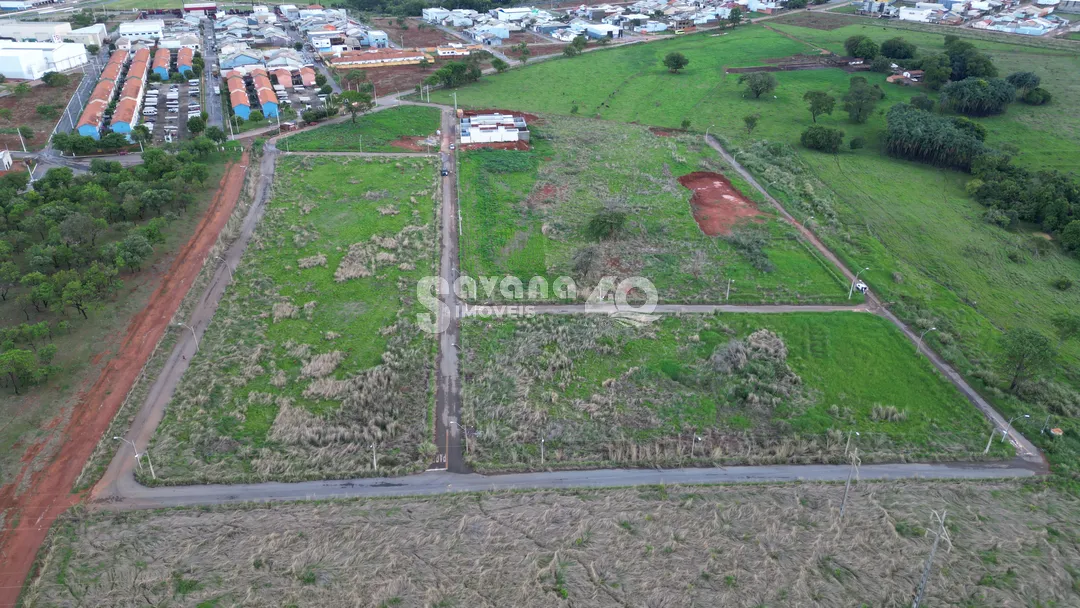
left=0, top=152, right=250, bottom=607
left=678, top=171, right=762, bottom=236
left=390, top=136, right=427, bottom=151
left=649, top=127, right=678, bottom=137
left=459, top=140, right=530, bottom=151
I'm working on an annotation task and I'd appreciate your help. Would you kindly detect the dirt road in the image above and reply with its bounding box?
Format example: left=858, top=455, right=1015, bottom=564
left=0, top=152, right=249, bottom=608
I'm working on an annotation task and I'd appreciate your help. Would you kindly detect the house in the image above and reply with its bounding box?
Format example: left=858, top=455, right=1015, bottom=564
left=76, top=99, right=108, bottom=139
left=423, top=7, right=451, bottom=22
left=327, top=48, right=427, bottom=69
left=152, top=47, right=170, bottom=79
left=250, top=67, right=279, bottom=117
left=177, top=47, right=194, bottom=75
left=0, top=41, right=88, bottom=80
left=219, top=49, right=263, bottom=69
left=299, top=65, right=316, bottom=86
left=898, top=6, right=934, bottom=20
left=111, top=76, right=146, bottom=139
left=459, top=113, right=529, bottom=144
left=273, top=67, right=294, bottom=87
left=279, top=4, right=300, bottom=19
left=492, top=7, right=534, bottom=21
left=118, top=19, right=165, bottom=41
left=227, top=72, right=250, bottom=119
left=636, top=20, right=669, bottom=32
left=368, top=29, right=389, bottom=47
left=436, top=43, right=483, bottom=56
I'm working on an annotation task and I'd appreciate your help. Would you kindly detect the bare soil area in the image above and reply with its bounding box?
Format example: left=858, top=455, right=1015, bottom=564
left=371, top=17, right=462, bottom=48
left=0, top=78, right=82, bottom=151
left=678, top=171, right=763, bottom=236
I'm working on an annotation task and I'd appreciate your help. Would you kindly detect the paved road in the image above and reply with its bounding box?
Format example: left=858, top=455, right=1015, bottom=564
left=704, top=134, right=1042, bottom=463
left=202, top=18, right=224, bottom=130
left=99, top=460, right=1037, bottom=510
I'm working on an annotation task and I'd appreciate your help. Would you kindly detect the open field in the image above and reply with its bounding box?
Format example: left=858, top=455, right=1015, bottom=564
left=370, top=17, right=462, bottom=47
left=146, top=156, right=439, bottom=484
left=427, top=23, right=1080, bottom=478
left=458, top=115, right=850, bottom=304
left=461, top=312, right=999, bottom=471
left=24, top=481, right=1080, bottom=606
left=0, top=160, right=230, bottom=489
left=0, top=77, right=82, bottom=152
left=283, top=105, right=441, bottom=153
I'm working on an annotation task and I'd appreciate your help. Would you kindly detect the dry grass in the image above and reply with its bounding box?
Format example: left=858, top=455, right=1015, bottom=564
left=26, top=481, right=1080, bottom=607
left=297, top=253, right=327, bottom=269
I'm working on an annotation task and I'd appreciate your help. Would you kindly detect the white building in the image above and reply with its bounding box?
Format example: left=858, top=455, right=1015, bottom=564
left=492, top=6, right=534, bottom=21
left=118, top=19, right=165, bottom=41
left=0, top=21, right=105, bottom=44
left=0, top=41, right=88, bottom=79
left=459, top=113, right=530, bottom=144
left=0, top=0, right=51, bottom=11
left=279, top=3, right=299, bottom=19
left=898, top=6, right=934, bottom=19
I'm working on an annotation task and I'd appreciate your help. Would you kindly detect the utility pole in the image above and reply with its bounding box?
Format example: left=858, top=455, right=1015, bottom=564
left=540, top=437, right=545, bottom=466
left=453, top=91, right=457, bottom=115
left=984, top=427, right=1000, bottom=455
left=838, top=447, right=860, bottom=521
left=371, top=443, right=377, bottom=470
left=912, top=510, right=951, bottom=608
left=725, top=278, right=733, bottom=301
left=16, top=127, right=26, bottom=153
left=849, top=267, right=869, bottom=300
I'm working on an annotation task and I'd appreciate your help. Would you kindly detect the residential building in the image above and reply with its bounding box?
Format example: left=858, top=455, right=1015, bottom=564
left=152, top=48, right=170, bottom=79
left=118, top=19, right=165, bottom=41
left=299, top=65, right=316, bottom=86
left=459, top=113, right=530, bottom=144
left=226, top=71, right=250, bottom=119
left=0, top=41, right=87, bottom=80
left=422, top=7, right=451, bottom=22
left=273, top=67, right=294, bottom=87
left=177, top=47, right=194, bottom=75
left=279, top=4, right=300, bottom=19
left=250, top=67, right=278, bottom=117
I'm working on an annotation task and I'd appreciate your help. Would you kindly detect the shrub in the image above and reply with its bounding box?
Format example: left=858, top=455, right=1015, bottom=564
left=983, top=208, right=1014, bottom=228
left=849, top=137, right=864, bottom=150
left=1021, top=87, right=1051, bottom=105
left=1051, top=276, right=1073, bottom=291
left=800, top=125, right=844, bottom=154
left=249, top=110, right=264, bottom=122
left=909, top=94, right=935, bottom=112
left=586, top=208, right=627, bottom=241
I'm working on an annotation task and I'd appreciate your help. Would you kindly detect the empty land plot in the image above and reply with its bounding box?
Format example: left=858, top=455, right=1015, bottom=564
left=0, top=77, right=81, bottom=151
left=458, top=115, right=848, bottom=304
left=460, top=312, right=998, bottom=471
left=147, top=156, right=439, bottom=484
left=25, top=481, right=1080, bottom=607
left=284, top=105, right=441, bottom=153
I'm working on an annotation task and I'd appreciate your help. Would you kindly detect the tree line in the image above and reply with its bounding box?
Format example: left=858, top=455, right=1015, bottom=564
left=0, top=139, right=217, bottom=394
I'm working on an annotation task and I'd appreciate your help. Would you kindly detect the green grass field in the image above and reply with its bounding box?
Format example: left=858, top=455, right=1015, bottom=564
left=284, top=105, right=442, bottom=153
left=461, top=311, right=999, bottom=471
left=458, top=116, right=851, bottom=304
left=432, top=22, right=1080, bottom=471
left=147, top=156, right=439, bottom=484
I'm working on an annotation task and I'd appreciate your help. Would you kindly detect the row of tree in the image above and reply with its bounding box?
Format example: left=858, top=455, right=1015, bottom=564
left=1, top=138, right=220, bottom=394
left=883, top=102, right=988, bottom=171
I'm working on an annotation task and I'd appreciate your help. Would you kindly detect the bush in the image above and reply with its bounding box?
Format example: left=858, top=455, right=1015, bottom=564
left=800, top=125, right=844, bottom=154
left=1021, top=87, right=1051, bottom=106
left=909, top=94, right=935, bottom=112
left=849, top=137, right=864, bottom=150
left=586, top=208, right=627, bottom=241
left=1052, top=276, right=1073, bottom=291
left=983, top=208, right=1015, bottom=228
left=249, top=110, right=264, bottom=122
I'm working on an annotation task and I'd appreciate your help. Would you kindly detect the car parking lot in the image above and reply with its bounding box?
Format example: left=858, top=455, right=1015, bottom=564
left=140, top=79, right=204, bottom=144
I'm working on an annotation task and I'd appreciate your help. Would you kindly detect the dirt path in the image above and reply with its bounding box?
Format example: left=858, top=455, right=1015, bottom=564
left=0, top=152, right=249, bottom=608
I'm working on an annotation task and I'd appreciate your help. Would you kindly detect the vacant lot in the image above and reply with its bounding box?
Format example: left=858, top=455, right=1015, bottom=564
left=147, top=156, right=439, bottom=484
left=284, top=105, right=441, bottom=153
left=0, top=77, right=81, bottom=151
left=370, top=17, right=461, bottom=48
left=461, top=312, right=997, bottom=471
left=25, top=481, right=1080, bottom=607
left=458, top=116, right=848, bottom=304
left=428, top=23, right=1080, bottom=476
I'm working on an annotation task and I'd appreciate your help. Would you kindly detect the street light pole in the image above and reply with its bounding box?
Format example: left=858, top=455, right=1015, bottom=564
left=916, top=327, right=936, bottom=354
left=1001, top=414, right=1030, bottom=444
left=371, top=443, right=377, bottom=470
left=726, top=278, right=734, bottom=301
left=214, top=255, right=233, bottom=280
left=848, top=267, right=869, bottom=300
left=114, top=436, right=142, bottom=473
left=705, top=123, right=715, bottom=143
left=174, top=322, right=199, bottom=352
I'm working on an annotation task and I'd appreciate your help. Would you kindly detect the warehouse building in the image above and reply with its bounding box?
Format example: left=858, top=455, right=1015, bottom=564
left=118, top=19, right=165, bottom=42
left=0, top=41, right=87, bottom=80
left=0, top=21, right=105, bottom=45
left=459, top=113, right=530, bottom=144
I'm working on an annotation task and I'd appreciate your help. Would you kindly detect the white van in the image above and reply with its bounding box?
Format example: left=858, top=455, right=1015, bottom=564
left=142, top=108, right=157, bottom=116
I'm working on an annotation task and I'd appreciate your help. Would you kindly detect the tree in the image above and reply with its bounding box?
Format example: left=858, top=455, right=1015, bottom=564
left=492, top=57, right=509, bottom=73
left=586, top=208, right=627, bottom=240
left=920, top=53, right=952, bottom=91
left=1061, top=220, right=1080, bottom=252
left=115, top=233, right=153, bottom=272
left=35, top=104, right=58, bottom=119
left=999, top=328, right=1055, bottom=392
left=880, top=37, right=916, bottom=59
left=844, top=35, right=869, bottom=57
left=339, top=90, right=373, bottom=122
left=663, top=52, right=689, bottom=74
left=294, top=41, right=304, bottom=51
left=842, top=76, right=883, bottom=124
left=563, top=44, right=581, bottom=58
left=884, top=103, right=987, bottom=171
left=1005, top=71, right=1040, bottom=95
left=852, top=38, right=879, bottom=61
left=743, top=113, right=760, bottom=135
left=205, top=125, right=227, bottom=144
left=169, top=72, right=186, bottom=83
left=315, top=73, right=327, bottom=87
left=571, top=35, right=588, bottom=52
left=940, top=77, right=1015, bottom=116
left=910, top=94, right=935, bottom=112
left=0, top=349, right=39, bottom=395
left=319, top=84, right=333, bottom=95
left=342, top=70, right=368, bottom=91
left=870, top=55, right=892, bottom=73
left=86, top=44, right=100, bottom=54
left=426, top=61, right=481, bottom=88
left=41, top=71, right=69, bottom=87
left=131, top=124, right=152, bottom=151
left=803, top=90, right=835, bottom=123
left=738, top=72, right=777, bottom=99
left=514, top=42, right=530, bottom=65
left=186, top=116, right=206, bottom=135
left=728, top=6, right=742, bottom=26
left=800, top=125, right=844, bottom=153
left=249, top=110, right=265, bottom=122
left=0, top=260, right=18, bottom=301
